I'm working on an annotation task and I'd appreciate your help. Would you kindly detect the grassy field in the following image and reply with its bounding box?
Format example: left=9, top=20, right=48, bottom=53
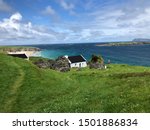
left=0, top=53, right=150, bottom=112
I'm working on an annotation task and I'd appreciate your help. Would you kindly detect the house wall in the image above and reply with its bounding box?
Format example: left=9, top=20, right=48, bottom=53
left=70, top=61, right=87, bottom=68
left=26, top=57, right=29, bottom=60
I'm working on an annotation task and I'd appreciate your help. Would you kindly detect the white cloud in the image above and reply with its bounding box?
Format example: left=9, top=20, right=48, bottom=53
left=41, top=6, right=60, bottom=22
left=1, top=0, right=150, bottom=45
left=10, top=12, right=22, bottom=21
left=42, top=6, right=56, bottom=15
left=58, top=0, right=75, bottom=15
left=0, top=12, right=22, bottom=31
left=59, top=0, right=74, bottom=10
left=0, top=0, right=12, bottom=12
left=0, top=12, right=57, bottom=44
left=78, top=5, right=150, bottom=41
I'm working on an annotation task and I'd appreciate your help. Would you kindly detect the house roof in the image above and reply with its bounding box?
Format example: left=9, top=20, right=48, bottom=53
left=68, top=55, right=86, bottom=63
left=8, top=54, right=28, bottom=59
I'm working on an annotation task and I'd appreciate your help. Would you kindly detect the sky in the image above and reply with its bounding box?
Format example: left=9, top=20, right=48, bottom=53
left=0, top=0, right=150, bottom=45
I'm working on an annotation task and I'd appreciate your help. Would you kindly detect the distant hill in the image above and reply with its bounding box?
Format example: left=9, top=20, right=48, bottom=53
left=133, top=38, right=150, bottom=42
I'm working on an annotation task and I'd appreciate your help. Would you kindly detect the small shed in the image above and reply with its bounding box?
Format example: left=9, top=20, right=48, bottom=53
left=8, top=53, right=29, bottom=60
left=67, top=55, right=87, bottom=68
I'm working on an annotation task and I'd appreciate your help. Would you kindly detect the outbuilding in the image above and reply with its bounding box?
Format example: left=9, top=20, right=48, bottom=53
left=8, top=53, right=29, bottom=60
left=66, top=55, right=87, bottom=68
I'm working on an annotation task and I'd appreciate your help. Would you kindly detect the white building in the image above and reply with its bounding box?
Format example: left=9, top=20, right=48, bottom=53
left=66, top=55, right=87, bottom=68
left=8, top=53, right=29, bottom=60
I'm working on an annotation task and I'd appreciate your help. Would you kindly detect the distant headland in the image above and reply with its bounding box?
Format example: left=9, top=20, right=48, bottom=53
left=96, top=38, right=150, bottom=47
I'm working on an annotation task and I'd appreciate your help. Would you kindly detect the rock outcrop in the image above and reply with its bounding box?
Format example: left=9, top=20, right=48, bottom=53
left=34, top=59, right=55, bottom=69
left=89, top=55, right=105, bottom=69
left=53, top=56, right=70, bottom=72
left=34, top=56, right=70, bottom=72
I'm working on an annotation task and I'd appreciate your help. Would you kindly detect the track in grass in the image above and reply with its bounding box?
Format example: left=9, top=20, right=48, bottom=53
left=3, top=61, right=25, bottom=112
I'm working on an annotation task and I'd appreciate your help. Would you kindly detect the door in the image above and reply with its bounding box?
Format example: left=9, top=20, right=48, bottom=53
left=79, top=63, right=81, bottom=68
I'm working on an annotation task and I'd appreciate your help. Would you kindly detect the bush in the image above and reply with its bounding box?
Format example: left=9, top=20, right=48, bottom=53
left=91, top=54, right=104, bottom=64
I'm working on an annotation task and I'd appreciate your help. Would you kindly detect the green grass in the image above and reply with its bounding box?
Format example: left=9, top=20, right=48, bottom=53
left=29, top=56, right=50, bottom=63
left=0, top=53, right=150, bottom=112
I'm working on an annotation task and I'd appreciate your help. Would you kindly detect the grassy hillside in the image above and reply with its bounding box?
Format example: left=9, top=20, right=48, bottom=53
left=0, top=53, right=150, bottom=112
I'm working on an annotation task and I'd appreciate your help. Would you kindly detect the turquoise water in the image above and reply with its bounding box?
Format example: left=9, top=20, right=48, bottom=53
left=31, top=43, right=150, bottom=66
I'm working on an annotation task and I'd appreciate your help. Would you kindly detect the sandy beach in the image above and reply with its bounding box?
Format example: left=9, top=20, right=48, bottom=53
left=7, top=50, right=41, bottom=57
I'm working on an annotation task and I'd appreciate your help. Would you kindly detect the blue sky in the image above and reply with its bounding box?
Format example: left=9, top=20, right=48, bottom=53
left=0, top=0, right=150, bottom=45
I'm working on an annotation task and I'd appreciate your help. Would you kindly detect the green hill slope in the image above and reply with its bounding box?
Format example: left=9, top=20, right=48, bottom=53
left=0, top=53, right=150, bottom=112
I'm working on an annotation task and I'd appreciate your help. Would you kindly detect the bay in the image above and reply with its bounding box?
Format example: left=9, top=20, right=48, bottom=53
left=31, top=43, right=150, bottom=66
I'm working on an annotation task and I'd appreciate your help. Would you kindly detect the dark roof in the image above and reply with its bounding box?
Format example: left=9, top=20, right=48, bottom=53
left=68, top=55, right=86, bottom=63
left=8, top=54, right=28, bottom=59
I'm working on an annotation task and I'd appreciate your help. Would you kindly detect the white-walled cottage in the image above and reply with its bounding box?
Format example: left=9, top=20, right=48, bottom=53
left=65, top=55, right=87, bottom=68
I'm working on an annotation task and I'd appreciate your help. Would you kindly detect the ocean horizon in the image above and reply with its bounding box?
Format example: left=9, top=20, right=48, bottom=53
left=28, top=43, right=150, bottom=67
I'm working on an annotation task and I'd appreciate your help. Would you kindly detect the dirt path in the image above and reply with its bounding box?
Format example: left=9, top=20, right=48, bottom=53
left=3, top=61, right=25, bottom=112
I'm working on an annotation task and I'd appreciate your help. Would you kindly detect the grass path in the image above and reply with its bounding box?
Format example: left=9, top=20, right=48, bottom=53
left=3, top=60, right=25, bottom=112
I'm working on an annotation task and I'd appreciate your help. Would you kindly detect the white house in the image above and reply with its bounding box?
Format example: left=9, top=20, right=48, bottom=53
left=65, top=55, right=87, bottom=68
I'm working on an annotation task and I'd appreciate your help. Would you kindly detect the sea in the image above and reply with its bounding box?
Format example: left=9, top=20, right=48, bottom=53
left=30, top=43, right=150, bottom=66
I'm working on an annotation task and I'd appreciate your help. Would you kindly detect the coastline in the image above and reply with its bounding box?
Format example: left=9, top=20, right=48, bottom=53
left=30, top=51, right=42, bottom=57
left=0, top=46, right=42, bottom=57
left=96, top=42, right=150, bottom=47
left=1, top=44, right=150, bottom=66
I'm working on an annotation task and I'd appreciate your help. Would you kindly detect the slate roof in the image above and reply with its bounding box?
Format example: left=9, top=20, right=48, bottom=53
left=8, top=54, right=28, bottom=59
left=68, top=55, right=86, bottom=63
